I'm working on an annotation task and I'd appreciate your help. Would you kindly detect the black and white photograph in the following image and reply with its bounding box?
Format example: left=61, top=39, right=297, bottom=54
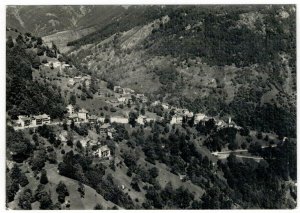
left=4, top=2, right=297, bottom=210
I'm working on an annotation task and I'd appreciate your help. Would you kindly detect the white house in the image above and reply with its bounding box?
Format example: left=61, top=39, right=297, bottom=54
left=194, top=113, right=206, bottom=124
left=151, top=100, right=161, bottom=106
left=52, top=61, right=62, bottom=68
left=123, top=88, right=135, bottom=95
left=16, top=115, right=31, bottom=127
left=78, top=108, right=88, bottom=122
left=114, top=86, right=123, bottom=93
left=137, top=115, right=147, bottom=125
left=97, top=117, right=105, bottom=123
left=16, top=114, right=51, bottom=128
left=32, top=114, right=51, bottom=126
left=216, top=120, right=227, bottom=128
left=67, top=78, right=75, bottom=87
left=66, top=105, right=74, bottom=115
left=95, top=145, right=111, bottom=158
left=88, top=115, right=98, bottom=123
left=74, top=76, right=82, bottom=83
left=111, top=116, right=128, bottom=124
left=170, top=115, right=183, bottom=125
left=162, top=103, right=170, bottom=110
left=100, top=123, right=115, bottom=139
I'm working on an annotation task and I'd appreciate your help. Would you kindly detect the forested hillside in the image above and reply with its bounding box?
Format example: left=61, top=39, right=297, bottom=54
left=6, top=5, right=297, bottom=210
left=67, top=5, right=296, bottom=139
left=6, top=28, right=66, bottom=119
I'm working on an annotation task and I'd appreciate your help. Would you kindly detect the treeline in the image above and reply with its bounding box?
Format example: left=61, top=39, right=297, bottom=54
left=146, top=5, right=295, bottom=68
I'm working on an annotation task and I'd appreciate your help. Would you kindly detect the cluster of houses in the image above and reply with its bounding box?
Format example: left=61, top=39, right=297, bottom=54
left=44, top=61, right=71, bottom=71
left=15, top=114, right=51, bottom=129
left=151, top=100, right=241, bottom=129
left=58, top=130, right=111, bottom=159
left=113, top=85, right=148, bottom=105
left=67, top=75, right=91, bottom=88
left=78, top=137, right=111, bottom=159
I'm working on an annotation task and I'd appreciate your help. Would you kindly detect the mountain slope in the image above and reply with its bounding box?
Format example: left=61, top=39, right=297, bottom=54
left=6, top=5, right=126, bottom=36
left=66, top=5, right=296, bottom=138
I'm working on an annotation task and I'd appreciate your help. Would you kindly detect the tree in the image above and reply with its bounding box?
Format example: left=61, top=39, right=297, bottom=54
left=63, top=121, right=68, bottom=130
left=7, top=36, right=14, bottom=48
left=141, top=107, right=145, bottom=115
left=78, top=182, right=85, bottom=198
left=69, top=93, right=76, bottom=105
left=37, top=37, right=43, bottom=45
left=39, top=192, right=53, bottom=209
left=10, top=164, right=29, bottom=187
left=129, top=111, right=138, bottom=127
left=56, top=181, right=69, bottom=203
left=94, top=204, right=103, bottom=210
left=32, top=56, right=41, bottom=69
left=256, top=131, right=263, bottom=139
left=40, top=169, right=48, bottom=184
left=18, top=189, right=33, bottom=210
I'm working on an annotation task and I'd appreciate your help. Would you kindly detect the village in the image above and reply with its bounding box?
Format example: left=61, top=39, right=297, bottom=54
left=12, top=76, right=244, bottom=163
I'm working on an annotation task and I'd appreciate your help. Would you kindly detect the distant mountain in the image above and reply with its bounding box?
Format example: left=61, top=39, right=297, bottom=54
left=6, top=5, right=126, bottom=37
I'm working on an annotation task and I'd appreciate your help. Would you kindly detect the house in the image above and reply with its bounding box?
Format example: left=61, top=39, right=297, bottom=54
left=82, top=75, right=91, bottom=81
left=194, top=113, right=206, bottom=124
left=67, top=78, right=75, bottom=87
left=83, top=79, right=90, bottom=89
left=136, top=94, right=148, bottom=103
left=16, top=115, right=31, bottom=127
left=216, top=120, right=227, bottom=129
left=151, top=100, right=161, bottom=106
left=184, top=111, right=194, bottom=118
left=137, top=115, right=147, bottom=125
left=117, top=95, right=132, bottom=105
left=68, top=113, right=79, bottom=122
left=97, top=117, right=105, bottom=123
left=74, top=76, right=82, bottom=83
left=123, top=88, right=135, bottom=95
left=58, top=131, right=68, bottom=142
left=33, top=114, right=51, bottom=126
left=146, top=117, right=156, bottom=123
left=95, top=145, right=111, bottom=158
left=78, top=108, right=88, bottom=122
left=62, top=63, right=71, bottom=69
left=117, top=97, right=126, bottom=103
left=66, top=105, right=74, bottom=115
left=114, top=86, right=123, bottom=93
left=88, top=115, right=98, bottom=123
left=111, top=116, right=128, bottom=124
left=52, top=61, right=61, bottom=68
left=16, top=114, right=51, bottom=128
left=162, top=103, right=170, bottom=110
left=170, top=115, right=183, bottom=125
left=98, top=91, right=106, bottom=97
left=100, top=123, right=113, bottom=139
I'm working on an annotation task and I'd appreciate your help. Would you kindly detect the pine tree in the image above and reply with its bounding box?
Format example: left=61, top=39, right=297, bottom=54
left=40, top=169, right=48, bottom=184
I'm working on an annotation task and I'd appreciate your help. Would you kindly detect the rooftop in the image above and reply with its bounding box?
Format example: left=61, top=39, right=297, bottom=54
left=100, top=123, right=111, bottom=129
left=33, top=114, right=50, bottom=119
left=79, top=108, right=88, bottom=113
left=89, top=115, right=98, bottom=120
left=100, top=145, right=110, bottom=152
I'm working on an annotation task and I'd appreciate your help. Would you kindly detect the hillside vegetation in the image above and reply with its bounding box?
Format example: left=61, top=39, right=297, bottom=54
left=67, top=5, right=296, bottom=138
left=6, top=5, right=297, bottom=210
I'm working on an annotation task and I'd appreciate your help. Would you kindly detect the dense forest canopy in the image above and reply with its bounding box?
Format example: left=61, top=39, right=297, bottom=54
left=6, top=32, right=66, bottom=119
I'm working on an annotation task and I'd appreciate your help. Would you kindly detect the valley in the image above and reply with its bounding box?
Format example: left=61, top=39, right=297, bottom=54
left=5, top=5, right=297, bottom=210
